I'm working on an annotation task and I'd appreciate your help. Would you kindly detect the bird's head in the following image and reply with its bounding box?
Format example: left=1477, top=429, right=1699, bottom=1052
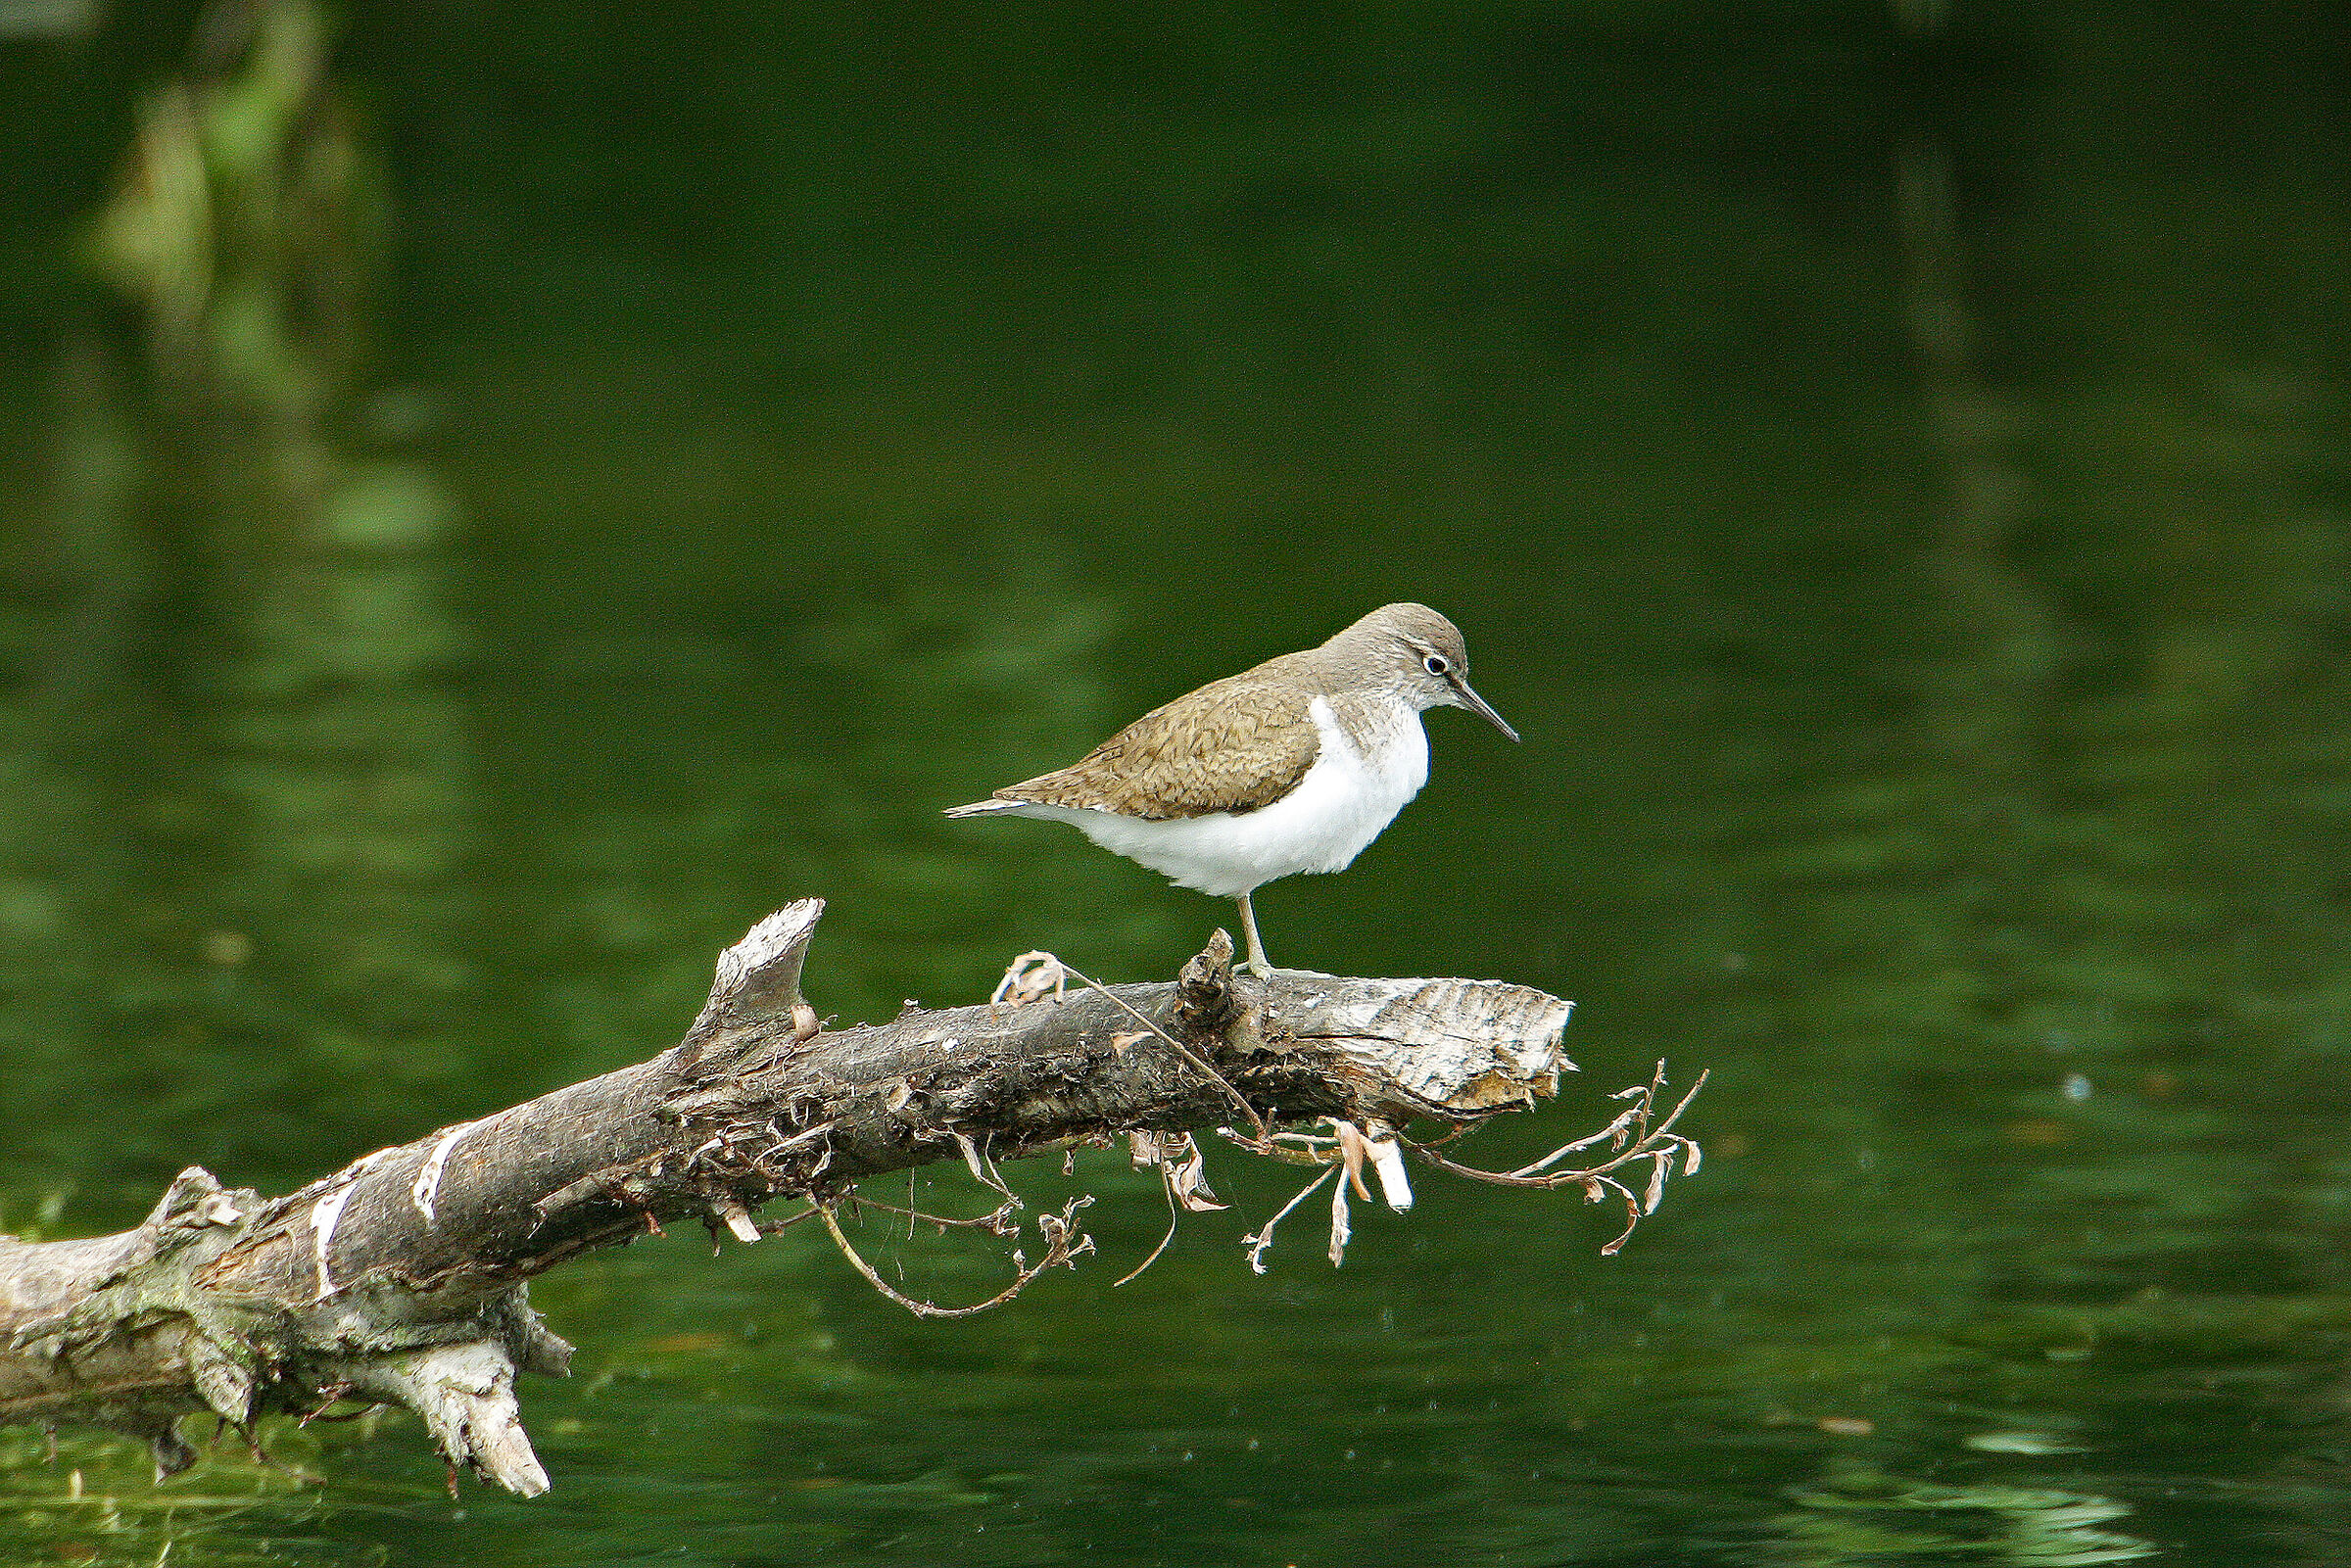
left=1333, top=602, right=1519, bottom=740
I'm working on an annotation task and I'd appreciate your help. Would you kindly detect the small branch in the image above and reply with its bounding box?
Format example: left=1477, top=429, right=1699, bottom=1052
left=753, top=1204, right=826, bottom=1237
left=1415, top=1066, right=1706, bottom=1191
left=840, top=1195, right=1022, bottom=1236
left=1242, top=1166, right=1338, bottom=1275
left=1110, top=1131, right=1225, bottom=1288
left=1405, top=1065, right=1708, bottom=1256
left=816, top=1199, right=1094, bottom=1320
left=1114, top=1191, right=1182, bottom=1290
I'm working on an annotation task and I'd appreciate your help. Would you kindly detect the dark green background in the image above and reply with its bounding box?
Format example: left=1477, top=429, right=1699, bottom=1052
left=2, top=3, right=2348, bottom=1563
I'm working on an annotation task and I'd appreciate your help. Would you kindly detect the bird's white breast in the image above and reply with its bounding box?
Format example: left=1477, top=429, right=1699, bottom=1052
left=1011, top=695, right=1429, bottom=897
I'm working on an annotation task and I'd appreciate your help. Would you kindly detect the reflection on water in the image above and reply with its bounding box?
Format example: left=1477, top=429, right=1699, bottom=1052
left=4, top=2, right=2351, bottom=1563
left=1, top=0, right=486, bottom=1192
left=1768, top=1461, right=2156, bottom=1565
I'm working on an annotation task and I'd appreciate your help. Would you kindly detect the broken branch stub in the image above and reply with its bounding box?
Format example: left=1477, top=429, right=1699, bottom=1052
left=0, top=900, right=1698, bottom=1497
left=671, top=896, right=826, bottom=1078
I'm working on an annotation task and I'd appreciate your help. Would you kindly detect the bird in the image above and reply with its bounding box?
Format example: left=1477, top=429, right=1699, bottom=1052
left=945, top=602, right=1518, bottom=978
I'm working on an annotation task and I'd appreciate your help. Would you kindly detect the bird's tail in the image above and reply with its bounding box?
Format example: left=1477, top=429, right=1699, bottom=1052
left=943, top=797, right=1026, bottom=819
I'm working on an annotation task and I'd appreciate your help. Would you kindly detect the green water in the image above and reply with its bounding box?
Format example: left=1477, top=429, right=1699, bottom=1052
left=3, top=4, right=2349, bottom=1563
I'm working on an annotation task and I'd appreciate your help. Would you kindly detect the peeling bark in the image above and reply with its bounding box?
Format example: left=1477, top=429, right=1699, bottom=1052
left=0, top=899, right=1667, bottom=1496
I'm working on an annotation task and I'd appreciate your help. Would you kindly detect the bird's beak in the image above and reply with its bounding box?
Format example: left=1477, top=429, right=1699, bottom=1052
left=1452, top=679, right=1520, bottom=742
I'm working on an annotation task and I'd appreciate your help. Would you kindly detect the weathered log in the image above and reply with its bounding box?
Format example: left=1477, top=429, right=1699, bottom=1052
left=0, top=899, right=1685, bottom=1497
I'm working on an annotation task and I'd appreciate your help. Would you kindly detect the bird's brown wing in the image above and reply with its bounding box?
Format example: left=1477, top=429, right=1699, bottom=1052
left=990, top=666, right=1323, bottom=820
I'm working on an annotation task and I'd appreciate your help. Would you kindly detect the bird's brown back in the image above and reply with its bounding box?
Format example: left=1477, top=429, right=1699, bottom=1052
left=987, top=651, right=1325, bottom=820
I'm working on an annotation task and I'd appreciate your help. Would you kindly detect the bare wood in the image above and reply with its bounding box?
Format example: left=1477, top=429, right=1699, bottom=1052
left=0, top=899, right=1662, bottom=1497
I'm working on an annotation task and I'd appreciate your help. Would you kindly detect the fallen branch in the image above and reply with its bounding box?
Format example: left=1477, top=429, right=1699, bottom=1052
left=0, top=899, right=1700, bottom=1495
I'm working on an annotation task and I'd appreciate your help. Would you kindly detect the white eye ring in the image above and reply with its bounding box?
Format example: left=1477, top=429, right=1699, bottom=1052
left=1423, top=654, right=1450, bottom=676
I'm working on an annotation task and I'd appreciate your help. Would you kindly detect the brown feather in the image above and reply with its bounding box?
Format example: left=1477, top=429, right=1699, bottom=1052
left=988, top=651, right=1325, bottom=820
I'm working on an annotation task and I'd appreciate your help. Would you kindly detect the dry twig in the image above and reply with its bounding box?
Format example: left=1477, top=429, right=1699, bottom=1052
left=816, top=1197, right=1095, bottom=1320
left=1112, top=1131, right=1228, bottom=1287
left=840, top=1195, right=1023, bottom=1237
left=1404, top=1061, right=1706, bottom=1256
left=1242, top=1165, right=1339, bottom=1275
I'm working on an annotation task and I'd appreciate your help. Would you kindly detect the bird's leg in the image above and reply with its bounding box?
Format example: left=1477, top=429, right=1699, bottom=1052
left=1234, top=892, right=1272, bottom=979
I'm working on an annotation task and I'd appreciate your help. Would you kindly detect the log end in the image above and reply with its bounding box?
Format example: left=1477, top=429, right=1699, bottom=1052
left=1271, top=976, right=1575, bottom=1122
left=347, top=1341, right=551, bottom=1497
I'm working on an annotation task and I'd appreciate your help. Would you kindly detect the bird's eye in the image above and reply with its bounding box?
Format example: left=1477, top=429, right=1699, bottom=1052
left=1423, top=654, right=1450, bottom=676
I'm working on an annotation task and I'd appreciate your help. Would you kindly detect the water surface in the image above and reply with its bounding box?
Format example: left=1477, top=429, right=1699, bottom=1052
left=2, top=5, right=2348, bottom=1563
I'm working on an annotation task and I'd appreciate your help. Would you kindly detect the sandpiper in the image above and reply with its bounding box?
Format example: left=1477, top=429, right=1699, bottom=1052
left=945, top=602, right=1518, bottom=977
